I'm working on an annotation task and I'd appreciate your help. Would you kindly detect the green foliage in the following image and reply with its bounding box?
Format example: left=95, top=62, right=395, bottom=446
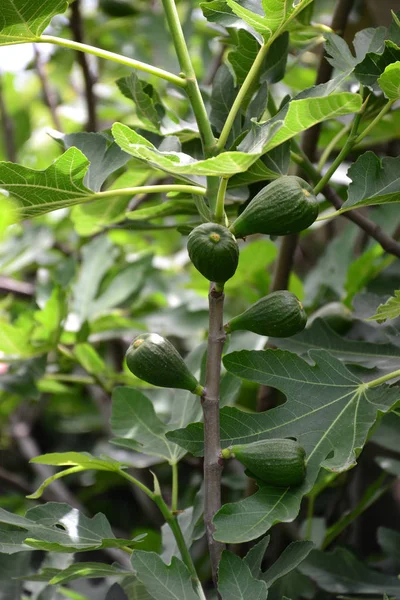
left=1, top=0, right=400, bottom=598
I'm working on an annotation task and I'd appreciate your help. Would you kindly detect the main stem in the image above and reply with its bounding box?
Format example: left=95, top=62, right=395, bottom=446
left=202, top=284, right=226, bottom=587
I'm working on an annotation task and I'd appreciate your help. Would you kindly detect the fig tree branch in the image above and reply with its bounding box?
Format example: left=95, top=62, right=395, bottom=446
left=70, top=0, right=98, bottom=132
left=39, top=36, right=186, bottom=88
left=33, top=45, right=63, bottom=131
left=202, top=284, right=226, bottom=588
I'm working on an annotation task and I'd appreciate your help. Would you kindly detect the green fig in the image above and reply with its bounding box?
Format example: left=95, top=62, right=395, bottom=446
left=230, top=176, right=318, bottom=238
left=126, top=333, right=203, bottom=395
left=223, top=439, right=306, bottom=487
left=225, top=290, right=307, bottom=337
left=187, top=222, right=239, bottom=284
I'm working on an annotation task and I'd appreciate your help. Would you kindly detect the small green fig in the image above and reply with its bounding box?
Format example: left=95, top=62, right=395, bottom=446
left=126, top=333, right=203, bottom=395
left=229, top=176, right=318, bottom=238
left=223, top=438, right=306, bottom=487
left=187, top=222, right=239, bottom=284
left=225, top=290, right=307, bottom=337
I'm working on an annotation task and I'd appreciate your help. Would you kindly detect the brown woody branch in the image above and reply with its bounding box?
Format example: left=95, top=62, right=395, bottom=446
left=202, top=284, right=226, bottom=589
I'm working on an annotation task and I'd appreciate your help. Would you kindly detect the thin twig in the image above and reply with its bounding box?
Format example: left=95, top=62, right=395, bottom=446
left=33, top=45, right=63, bottom=131
left=202, top=284, right=226, bottom=589
left=302, top=0, right=356, bottom=162
left=70, top=0, right=98, bottom=132
left=322, top=185, right=400, bottom=258
left=0, top=276, right=34, bottom=297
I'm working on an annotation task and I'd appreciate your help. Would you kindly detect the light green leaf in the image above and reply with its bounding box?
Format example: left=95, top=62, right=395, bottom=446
left=112, top=122, right=256, bottom=176
left=367, top=291, right=400, bottom=323
left=342, top=152, right=400, bottom=211
left=269, top=318, right=400, bottom=371
left=168, top=350, right=399, bottom=542
left=218, top=551, right=268, bottom=600
left=0, top=0, right=69, bottom=46
left=298, top=548, right=400, bottom=595
left=261, top=541, right=314, bottom=587
left=22, top=562, right=129, bottom=585
left=131, top=552, right=198, bottom=600
left=0, top=320, right=35, bottom=357
left=27, top=452, right=125, bottom=499
left=74, top=343, right=108, bottom=377
left=226, top=0, right=313, bottom=41
left=378, top=61, right=400, bottom=99
left=111, top=387, right=186, bottom=464
left=0, top=502, right=136, bottom=553
left=239, top=92, right=362, bottom=154
left=0, top=148, right=93, bottom=218
left=33, top=286, right=67, bottom=346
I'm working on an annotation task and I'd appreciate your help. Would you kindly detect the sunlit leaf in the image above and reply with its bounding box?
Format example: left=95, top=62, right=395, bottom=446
left=367, top=291, right=400, bottom=323
left=0, top=503, right=137, bottom=553
left=239, top=92, right=362, bottom=154
left=0, top=0, right=69, bottom=46
left=112, top=123, right=256, bottom=176
left=342, top=152, right=400, bottom=211
left=378, top=61, right=400, bottom=99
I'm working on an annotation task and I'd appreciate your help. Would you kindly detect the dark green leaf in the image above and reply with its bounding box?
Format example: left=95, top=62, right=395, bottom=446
left=298, top=548, right=400, bottom=595
left=261, top=541, right=314, bottom=587
left=117, top=73, right=164, bottom=131
left=218, top=551, right=268, bottom=600
left=111, top=387, right=186, bottom=464
left=131, top=552, right=198, bottom=600
left=269, top=318, right=400, bottom=371
left=378, top=527, right=400, bottom=561
left=168, top=350, right=399, bottom=542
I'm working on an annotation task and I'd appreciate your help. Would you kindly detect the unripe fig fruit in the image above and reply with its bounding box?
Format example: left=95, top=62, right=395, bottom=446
left=126, top=333, right=203, bottom=394
left=223, top=438, right=306, bottom=487
left=224, top=290, right=307, bottom=337
left=229, top=176, right=318, bottom=237
left=187, top=222, right=239, bottom=284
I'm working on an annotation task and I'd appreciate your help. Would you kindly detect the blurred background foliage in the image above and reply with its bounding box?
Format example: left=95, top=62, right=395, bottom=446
left=1, top=0, right=400, bottom=598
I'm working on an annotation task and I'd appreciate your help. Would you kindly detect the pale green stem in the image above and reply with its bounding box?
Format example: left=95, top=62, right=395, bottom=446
left=39, top=35, right=186, bottom=87
left=313, top=106, right=364, bottom=196
left=119, top=470, right=204, bottom=595
left=317, top=121, right=352, bottom=171
left=216, top=43, right=270, bottom=152
left=353, top=99, right=395, bottom=146
left=43, top=373, right=96, bottom=385
left=98, top=185, right=207, bottom=199
left=305, top=495, right=315, bottom=541
left=214, top=177, right=228, bottom=224
left=365, top=368, right=400, bottom=389
left=160, top=0, right=216, bottom=157
left=171, top=462, right=179, bottom=512
left=160, top=0, right=218, bottom=214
